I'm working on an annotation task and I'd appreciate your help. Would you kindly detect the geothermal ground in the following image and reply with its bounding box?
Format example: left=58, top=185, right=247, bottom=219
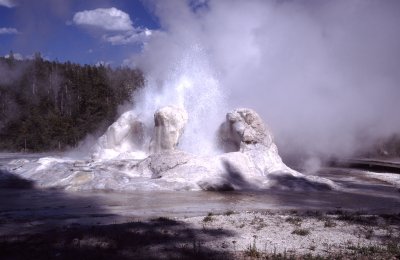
left=1, top=153, right=400, bottom=259
left=0, top=108, right=399, bottom=259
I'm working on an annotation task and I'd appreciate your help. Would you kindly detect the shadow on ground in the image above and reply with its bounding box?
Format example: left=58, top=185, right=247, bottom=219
left=0, top=169, right=234, bottom=259
left=0, top=168, right=34, bottom=189
left=0, top=217, right=234, bottom=260
left=0, top=168, right=114, bottom=235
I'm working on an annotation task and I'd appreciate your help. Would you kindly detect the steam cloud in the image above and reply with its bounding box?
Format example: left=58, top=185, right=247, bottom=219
left=130, top=0, right=400, bottom=160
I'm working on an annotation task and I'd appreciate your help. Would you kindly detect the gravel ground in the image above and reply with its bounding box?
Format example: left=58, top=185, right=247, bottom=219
left=1, top=209, right=399, bottom=259
left=178, top=210, right=400, bottom=257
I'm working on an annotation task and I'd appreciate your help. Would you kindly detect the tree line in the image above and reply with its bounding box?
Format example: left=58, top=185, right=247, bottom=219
left=0, top=52, right=144, bottom=152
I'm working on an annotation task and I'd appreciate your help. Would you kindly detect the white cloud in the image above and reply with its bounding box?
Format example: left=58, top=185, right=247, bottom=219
left=0, top=0, right=17, bottom=8
left=71, top=7, right=153, bottom=46
left=103, top=28, right=152, bottom=45
left=72, top=7, right=133, bottom=31
left=0, top=27, right=19, bottom=34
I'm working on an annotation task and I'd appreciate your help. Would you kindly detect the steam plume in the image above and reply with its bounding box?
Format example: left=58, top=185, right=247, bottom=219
left=131, top=0, right=400, bottom=160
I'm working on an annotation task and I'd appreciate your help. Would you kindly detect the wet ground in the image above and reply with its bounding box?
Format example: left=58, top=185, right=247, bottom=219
left=0, top=153, right=399, bottom=236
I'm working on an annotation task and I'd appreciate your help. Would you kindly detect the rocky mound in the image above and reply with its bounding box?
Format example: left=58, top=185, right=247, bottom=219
left=2, top=107, right=338, bottom=192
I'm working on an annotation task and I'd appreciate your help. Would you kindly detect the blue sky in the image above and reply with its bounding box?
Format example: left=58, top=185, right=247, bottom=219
left=0, top=0, right=160, bottom=66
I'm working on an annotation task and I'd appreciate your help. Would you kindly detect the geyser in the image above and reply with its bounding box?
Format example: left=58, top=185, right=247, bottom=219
left=11, top=0, right=400, bottom=192
left=3, top=104, right=337, bottom=192
left=90, top=45, right=223, bottom=160
left=132, top=45, right=227, bottom=157
left=2, top=33, right=337, bottom=191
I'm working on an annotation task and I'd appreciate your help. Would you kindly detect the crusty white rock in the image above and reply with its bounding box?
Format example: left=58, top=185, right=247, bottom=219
left=219, top=108, right=273, bottom=151
left=149, top=106, right=188, bottom=153
left=3, top=107, right=338, bottom=192
left=91, top=110, right=147, bottom=160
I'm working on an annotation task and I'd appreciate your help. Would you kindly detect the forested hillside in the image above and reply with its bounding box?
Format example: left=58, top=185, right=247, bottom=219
left=0, top=52, right=144, bottom=152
